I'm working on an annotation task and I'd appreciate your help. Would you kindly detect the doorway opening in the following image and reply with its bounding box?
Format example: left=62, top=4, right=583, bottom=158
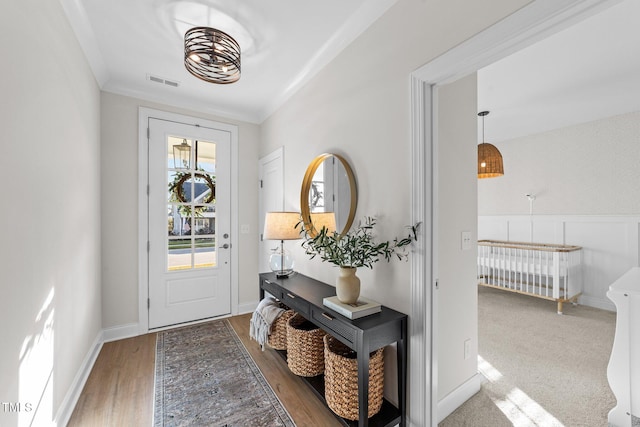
left=471, top=1, right=635, bottom=424
left=409, top=1, right=623, bottom=425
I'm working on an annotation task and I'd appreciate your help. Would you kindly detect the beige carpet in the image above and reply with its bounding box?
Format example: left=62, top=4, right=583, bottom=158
left=440, top=286, right=616, bottom=427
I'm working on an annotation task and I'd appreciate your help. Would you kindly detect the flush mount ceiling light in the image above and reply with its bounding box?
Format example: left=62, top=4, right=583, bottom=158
left=477, top=111, right=504, bottom=179
left=184, top=26, right=240, bottom=84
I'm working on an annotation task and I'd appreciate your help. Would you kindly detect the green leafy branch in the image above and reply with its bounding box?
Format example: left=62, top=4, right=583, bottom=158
left=298, top=216, right=420, bottom=269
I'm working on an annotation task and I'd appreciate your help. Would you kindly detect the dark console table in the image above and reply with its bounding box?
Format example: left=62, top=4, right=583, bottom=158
left=259, top=272, right=407, bottom=427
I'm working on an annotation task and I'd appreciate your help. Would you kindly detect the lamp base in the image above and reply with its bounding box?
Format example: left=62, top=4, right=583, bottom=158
left=275, top=270, right=294, bottom=279
left=269, top=247, right=295, bottom=279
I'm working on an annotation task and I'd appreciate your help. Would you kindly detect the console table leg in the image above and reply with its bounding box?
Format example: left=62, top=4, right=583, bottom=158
left=357, top=342, right=370, bottom=427
left=398, top=318, right=407, bottom=426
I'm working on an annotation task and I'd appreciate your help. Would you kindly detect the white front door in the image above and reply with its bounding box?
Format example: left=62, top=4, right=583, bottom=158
left=148, top=118, right=231, bottom=328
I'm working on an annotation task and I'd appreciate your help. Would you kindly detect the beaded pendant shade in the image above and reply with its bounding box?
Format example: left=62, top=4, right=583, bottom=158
left=184, top=27, right=241, bottom=84
left=477, top=111, right=504, bottom=179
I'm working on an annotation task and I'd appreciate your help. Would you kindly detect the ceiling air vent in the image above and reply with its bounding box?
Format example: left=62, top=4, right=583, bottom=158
left=146, top=74, right=180, bottom=88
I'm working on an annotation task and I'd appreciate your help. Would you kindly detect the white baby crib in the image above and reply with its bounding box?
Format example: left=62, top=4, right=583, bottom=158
left=477, top=240, right=583, bottom=314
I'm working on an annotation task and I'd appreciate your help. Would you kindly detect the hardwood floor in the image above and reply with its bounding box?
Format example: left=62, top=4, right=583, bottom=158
left=68, top=313, right=341, bottom=426
left=229, top=314, right=341, bottom=427
left=67, top=332, right=156, bottom=426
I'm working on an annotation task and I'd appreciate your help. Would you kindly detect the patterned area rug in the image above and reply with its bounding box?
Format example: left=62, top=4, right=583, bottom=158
left=154, top=319, right=295, bottom=426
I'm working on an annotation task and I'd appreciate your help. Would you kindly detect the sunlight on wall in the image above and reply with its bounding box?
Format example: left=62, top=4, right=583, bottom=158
left=19, top=288, right=55, bottom=427
left=478, top=355, right=563, bottom=427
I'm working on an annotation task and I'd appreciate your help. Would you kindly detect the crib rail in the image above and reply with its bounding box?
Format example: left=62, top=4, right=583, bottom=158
left=477, top=240, right=583, bottom=313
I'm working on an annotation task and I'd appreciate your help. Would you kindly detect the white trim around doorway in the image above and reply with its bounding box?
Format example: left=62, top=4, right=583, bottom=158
left=409, top=0, right=621, bottom=425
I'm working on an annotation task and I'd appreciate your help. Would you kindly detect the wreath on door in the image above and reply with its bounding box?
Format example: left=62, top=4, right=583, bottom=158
left=169, top=171, right=216, bottom=204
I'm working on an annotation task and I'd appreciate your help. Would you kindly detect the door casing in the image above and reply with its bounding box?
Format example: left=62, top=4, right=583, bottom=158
left=138, top=107, right=239, bottom=333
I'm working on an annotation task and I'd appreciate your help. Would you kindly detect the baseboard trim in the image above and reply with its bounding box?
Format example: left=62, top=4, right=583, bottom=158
left=238, top=300, right=259, bottom=315
left=437, top=372, right=484, bottom=423
left=579, top=295, right=616, bottom=312
left=54, top=330, right=103, bottom=426
left=53, top=309, right=264, bottom=424
left=102, top=322, right=140, bottom=342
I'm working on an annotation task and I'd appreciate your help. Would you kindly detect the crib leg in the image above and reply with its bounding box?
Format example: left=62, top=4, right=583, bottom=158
left=557, top=300, right=564, bottom=315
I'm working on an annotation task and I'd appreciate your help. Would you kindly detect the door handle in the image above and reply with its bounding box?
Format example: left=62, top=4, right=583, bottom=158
left=219, top=243, right=230, bottom=249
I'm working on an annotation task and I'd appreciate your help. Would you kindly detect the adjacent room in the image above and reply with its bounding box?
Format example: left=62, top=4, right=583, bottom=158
left=444, top=1, right=639, bottom=425
left=1, top=0, right=637, bottom=426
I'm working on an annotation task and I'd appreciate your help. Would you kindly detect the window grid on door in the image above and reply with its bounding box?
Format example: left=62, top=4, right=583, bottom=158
left=166, top=136, right=217, bottom=271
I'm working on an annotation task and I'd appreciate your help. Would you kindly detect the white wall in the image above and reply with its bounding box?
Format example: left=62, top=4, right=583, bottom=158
left=437, top=75, right=480, bottom=402
left=478, top=112, right=640, bottom=310
left=0, top=0, right=102, bottom=425
left=259, top=0, right=530, bottom=416
left=478, top=111, right=640, bottom=216
left=100, top=92, right=261, bottom=329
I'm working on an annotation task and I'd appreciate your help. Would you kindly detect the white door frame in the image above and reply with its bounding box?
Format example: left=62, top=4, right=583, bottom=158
left=138, top=107, right=239, bottom=333
left=258, top=147, right=285, bottom=273
left=409, top=1, right=620, bottom=425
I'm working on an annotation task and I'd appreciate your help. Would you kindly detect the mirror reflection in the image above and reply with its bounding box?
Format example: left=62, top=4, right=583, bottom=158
left=300, top=153, right=357, bottom=236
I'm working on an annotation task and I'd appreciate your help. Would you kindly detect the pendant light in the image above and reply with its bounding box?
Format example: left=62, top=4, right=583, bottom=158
left=477, top=111, right=504, bottom=179
left=184, top=27, right=241, bottom=84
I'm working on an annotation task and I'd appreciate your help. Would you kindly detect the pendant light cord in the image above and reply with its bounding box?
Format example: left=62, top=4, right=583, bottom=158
left=478, top=111, right=489, bottom=143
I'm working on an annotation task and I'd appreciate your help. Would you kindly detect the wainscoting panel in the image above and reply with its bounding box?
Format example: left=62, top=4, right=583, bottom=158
left=479, top=215, right=640, bottom=312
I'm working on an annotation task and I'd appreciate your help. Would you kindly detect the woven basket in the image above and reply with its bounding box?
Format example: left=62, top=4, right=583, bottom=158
left=286, top=313, right=326, bottom=377
left=323, top=334, right=384, bottom=421
left=268, top=309, right=294, bottom=350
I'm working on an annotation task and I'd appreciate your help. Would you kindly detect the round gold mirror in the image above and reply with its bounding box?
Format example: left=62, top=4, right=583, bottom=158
left=300, top=153, right=357, bottom=237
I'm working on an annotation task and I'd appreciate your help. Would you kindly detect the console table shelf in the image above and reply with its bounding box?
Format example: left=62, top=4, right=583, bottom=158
left=259, top=272, right=407, bottom=427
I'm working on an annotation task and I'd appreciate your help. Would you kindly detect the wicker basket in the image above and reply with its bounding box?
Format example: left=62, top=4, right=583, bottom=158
left=286, top=313, right=326, bottom=377
left=323, top=334, right=384, bottom=421
left=268, top=309, right=294, bottom=350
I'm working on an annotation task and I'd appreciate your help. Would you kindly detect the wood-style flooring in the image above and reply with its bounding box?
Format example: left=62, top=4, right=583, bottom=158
left=67, top=313, right=341, bottom=426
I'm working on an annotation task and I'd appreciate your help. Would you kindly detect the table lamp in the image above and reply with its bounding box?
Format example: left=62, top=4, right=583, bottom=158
left=310, top=212, right=337, bottom=236
left=263, top=212, right=301, bottom=278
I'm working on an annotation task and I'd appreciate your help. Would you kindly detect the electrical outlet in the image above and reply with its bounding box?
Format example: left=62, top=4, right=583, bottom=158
left=461, top=231, right=472, bottom=251
left=464, top=339, right=471, bottom=359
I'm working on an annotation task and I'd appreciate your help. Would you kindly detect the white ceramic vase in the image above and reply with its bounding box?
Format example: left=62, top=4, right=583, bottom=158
left=336, top=267, right=361, bottom=304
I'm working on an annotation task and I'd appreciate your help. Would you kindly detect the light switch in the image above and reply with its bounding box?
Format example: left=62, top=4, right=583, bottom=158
left=240, top=224, right=250, bottom=234
left=461, top=231, right=472, bottom=251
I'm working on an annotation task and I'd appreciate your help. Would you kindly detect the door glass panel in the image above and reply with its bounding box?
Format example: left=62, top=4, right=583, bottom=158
left=195, top=237, right=216, bottom=267
left=196, top=140, right=216, bottom=173
left=193, top=206, right=214, bottom=235
left=193, top=174, right=215, bottom=204
left=169, top=171, right=195, bottom=203
left=168, top=237, right=192, bottom=271
left=166, top=136, right=217, bottom=271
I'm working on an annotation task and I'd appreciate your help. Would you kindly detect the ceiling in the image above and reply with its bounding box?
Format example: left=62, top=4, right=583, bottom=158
left=62, top=0, right=639, bottom=132
left=61, top=0, right=397, bottom=123
left=478, top=0, right=640, bottom=143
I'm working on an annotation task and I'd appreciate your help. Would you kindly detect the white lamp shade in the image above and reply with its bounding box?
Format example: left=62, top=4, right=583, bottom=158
left=263, top=212, right=301, bottom=240
left=310, top=212, right=337, bottom=234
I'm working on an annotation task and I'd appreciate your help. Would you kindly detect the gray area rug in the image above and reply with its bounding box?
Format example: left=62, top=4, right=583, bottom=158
left=154, top=319, right=295, bottom=426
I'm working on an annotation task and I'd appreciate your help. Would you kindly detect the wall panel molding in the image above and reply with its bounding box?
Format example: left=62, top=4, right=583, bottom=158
left=479, top=214, right=640, bottom=311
